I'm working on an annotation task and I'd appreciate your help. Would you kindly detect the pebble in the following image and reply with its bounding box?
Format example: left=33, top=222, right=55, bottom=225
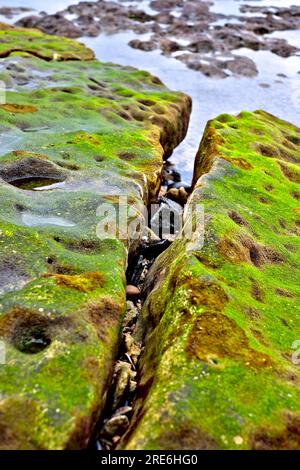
left=233, top=435, right=244, bottom=445
left=126, top=285, right=141, bottom=300
left=166, top=186, right=188, bottom=206
left=168, top=181, right=190, bottom=191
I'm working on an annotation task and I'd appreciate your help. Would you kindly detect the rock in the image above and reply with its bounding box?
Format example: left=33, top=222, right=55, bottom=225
left=168, top=181, right=190, bottom=190
left=178, top=186, right=188, bottom=205
left=124, top=301, right=139, bottom=328
left=265, top=38, right=299, bottom=58
left=0, top=6, right=33, bottom=18
left=0, top=22, right=94, bottom=60
left=0, top=24, right=191, bottom=449
left=125, top=111, right=300, bottom=450
left=226, top=56, right=258, bottom=77
left=177, top=53, right=231, bottom=78
left=126, top=285, right=141, bottom=300
left=124, top=332, right=142, bottom=365
left=14, top=0, right=299, bottom=77
left=187, top=36, right=215, bottom=54
left=101, top=415, right=129, bottom=438
left=112, top=362, right=132, bottom=411
left=129, top=380, right=137, bottom=394
left=17, top=14, right=83, bottom=38
left=160, top=39, right=181, bottom=54
left=150, top=198, right=183, bottom=241
left=114, top=406, right=133, bottom=417
left=166, top=186, right=188, bottom=206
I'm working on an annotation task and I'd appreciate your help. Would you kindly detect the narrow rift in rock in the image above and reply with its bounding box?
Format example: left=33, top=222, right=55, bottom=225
left=91, top=160, right=190, bottom=450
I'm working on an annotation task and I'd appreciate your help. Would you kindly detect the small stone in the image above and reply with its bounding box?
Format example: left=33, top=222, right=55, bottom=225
left=101, top=415, right=129, bottom=438
left=129, top=380, right=137, bottom=393
left=112, top=362, right=131, bottom=410
left=126, top=285, right=140, bottom=300
left=178, top=186, right=188, bottom=205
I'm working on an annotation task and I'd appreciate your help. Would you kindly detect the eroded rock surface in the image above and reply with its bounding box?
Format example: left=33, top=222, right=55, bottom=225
left=0, top=24, right=191, bottom=449
left=124, top=110, right=300, bottom=450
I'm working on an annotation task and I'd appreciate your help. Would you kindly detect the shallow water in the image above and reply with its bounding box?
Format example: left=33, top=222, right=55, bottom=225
left=83, top=29, right=300, bottom=181
left=0, top=0, right=299, bottom=182
left=21, top=211, right=76, bottom=227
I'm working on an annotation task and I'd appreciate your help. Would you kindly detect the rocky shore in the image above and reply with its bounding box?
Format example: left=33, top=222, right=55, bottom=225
left=0, top=1, right=299, bottom=451
left=14, top=0, right=300, bottom=78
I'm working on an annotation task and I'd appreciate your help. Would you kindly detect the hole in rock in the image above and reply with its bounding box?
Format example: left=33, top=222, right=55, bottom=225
left=9, top=177, right=65, bottom=190
left=12, top=324, right=51, bottom=354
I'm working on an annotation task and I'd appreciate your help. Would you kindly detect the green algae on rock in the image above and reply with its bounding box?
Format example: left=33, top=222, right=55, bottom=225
left=124, top=111, right=300, bottom=450
left=0, top=26, right=191, bottom=449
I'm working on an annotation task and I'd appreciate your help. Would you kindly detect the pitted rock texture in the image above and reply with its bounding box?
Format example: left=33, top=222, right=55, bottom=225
left=0, top=22, right=94, bottom=60
left=123, top=110, right=300, bottom=450
left=0, top=24, right=191, bottom=449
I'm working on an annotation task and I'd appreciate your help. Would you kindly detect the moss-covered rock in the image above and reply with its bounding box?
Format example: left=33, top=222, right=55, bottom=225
left=0, top=23, right=94, bottom=61
left=0, top=26, right=191, bottom=449
left=124, top=111, right=300, bottom=450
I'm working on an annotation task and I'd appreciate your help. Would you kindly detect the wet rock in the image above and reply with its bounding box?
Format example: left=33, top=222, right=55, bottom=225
left=114, top=406, right=133, bottom=417
left=17, top=14, right=83, bottom=38
left=101, top=415, right=129, bottom=438
left=226, top=56, right=258, bottom=77
left=177, top=54, right=229, bottom=78
left=150, top=0, right=181, bottom=13
left=128, top=9, right=154, bottom=23
left=166, top=186, right=188, bottom=206
left=128, top=39, right=158, bottom=52
left=186, top=36, right=215, bottom=54
left=129, top=380, right=137, bottom=394
left=124, top=301, right=139, bottom=329
left=150, top=197, right=183, bottom=241
left=264, top=38, right=299, bottom=58
left=14, top=0, right=299, bottom=79
left=160, top=38, right=182, bottom=55
left=0, top=6, right=33, bottom=18
left=124, top=332, right=142, bottom=365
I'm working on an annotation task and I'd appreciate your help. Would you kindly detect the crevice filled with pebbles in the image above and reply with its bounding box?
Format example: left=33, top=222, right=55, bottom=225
left=91, top=160, right=189, bottom=450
